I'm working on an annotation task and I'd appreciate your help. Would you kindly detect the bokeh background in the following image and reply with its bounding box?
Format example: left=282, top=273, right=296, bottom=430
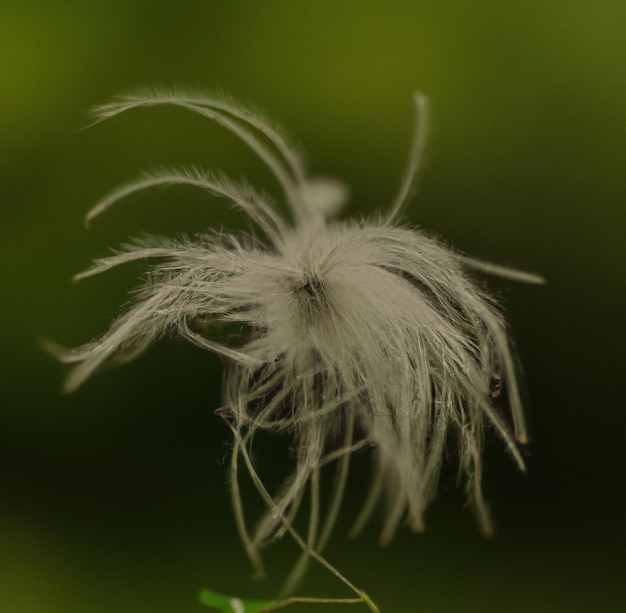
left=2, top=1, right=624, bottom=611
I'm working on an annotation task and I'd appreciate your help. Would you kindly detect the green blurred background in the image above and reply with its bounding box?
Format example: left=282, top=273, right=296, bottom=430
left=1, top=1, right=624, bottom=611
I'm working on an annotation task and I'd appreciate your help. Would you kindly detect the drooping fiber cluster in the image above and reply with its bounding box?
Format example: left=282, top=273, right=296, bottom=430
left=53, top=90, right=543, bottom=579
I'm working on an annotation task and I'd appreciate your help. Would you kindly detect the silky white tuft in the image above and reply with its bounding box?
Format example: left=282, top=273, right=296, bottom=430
left=53, top=89, right=543, bottom=581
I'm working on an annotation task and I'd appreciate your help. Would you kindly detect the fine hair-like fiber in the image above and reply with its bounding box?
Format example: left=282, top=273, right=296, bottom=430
left=50, top=89, right=544, bottom=590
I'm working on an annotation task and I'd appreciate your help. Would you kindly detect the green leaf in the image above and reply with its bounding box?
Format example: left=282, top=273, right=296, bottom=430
left=199, top=588, right=277, bottom=613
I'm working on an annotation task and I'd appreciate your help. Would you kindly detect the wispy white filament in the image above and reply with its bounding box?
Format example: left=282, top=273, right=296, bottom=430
left=53, top=89, right=543, bottom=582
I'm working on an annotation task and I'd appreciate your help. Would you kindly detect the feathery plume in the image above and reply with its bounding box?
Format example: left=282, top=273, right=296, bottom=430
left=52, top=89, right=543, bottom=583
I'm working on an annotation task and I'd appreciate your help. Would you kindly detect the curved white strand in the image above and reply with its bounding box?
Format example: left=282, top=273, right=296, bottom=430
left=386, top=92, right=429, bottom=222
left=459, top=255, right=546, bottom=285
left=91, top=93, right=309, bottom=223
left=86, top=168, right=287, bottom=244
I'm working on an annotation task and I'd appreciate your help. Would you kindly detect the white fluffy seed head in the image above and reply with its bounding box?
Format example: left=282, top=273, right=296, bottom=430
left=51, top=89, right=543, bottom=571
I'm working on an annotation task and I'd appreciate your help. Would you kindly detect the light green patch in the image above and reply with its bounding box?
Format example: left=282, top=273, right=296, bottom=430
left=199, top=588, right=276, bottom=613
